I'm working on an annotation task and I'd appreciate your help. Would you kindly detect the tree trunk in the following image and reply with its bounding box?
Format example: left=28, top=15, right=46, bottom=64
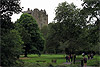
left=54, top=49, right=57, bottom=54
left=24, top=48, right=27, bottom=57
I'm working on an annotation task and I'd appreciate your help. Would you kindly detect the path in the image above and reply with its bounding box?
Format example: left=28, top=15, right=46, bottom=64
left=63, top=62, right=72, bottom=64
left=62, top=62, right=97, bottom=67
left=19, top=57, right=30, bottom=59
left=62, top=60, right=98, bottom=67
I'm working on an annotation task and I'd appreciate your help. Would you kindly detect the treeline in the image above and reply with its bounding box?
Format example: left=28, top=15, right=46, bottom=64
left=41, top=1, right=100, bottom=55
left=0, top=0, right=100, bottom=66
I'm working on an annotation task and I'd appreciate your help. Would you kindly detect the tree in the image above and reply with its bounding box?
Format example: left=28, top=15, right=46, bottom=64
left=1, top=30, right=23, bottom=66
left=0, top=0, right=22, bottom=66
left=82, top=0, right=100, bottom=24
left=81, top=0, right=100, bottom=54
left=41, top=25, right=48, bottom=39
left=40, top=25, right=48, bottom=53
left=0, top=0, right=22, bottom=20
left=0, top=0, right=22, bottom=31
left=54, top=2, right=86, bottom=53
left=45, top=22, right=65, bottom=54
left=15, top=13, right=45, bottom=57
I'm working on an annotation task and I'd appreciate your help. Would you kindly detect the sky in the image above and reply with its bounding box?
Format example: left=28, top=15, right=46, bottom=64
left=11, top=0, right=83, bottom=23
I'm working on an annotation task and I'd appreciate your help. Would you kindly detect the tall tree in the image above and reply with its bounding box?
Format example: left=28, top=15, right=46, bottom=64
left=81, top=0, right=100, bottom=53
left=0, top=0, right=22, bottom=31
left=46, top=22, right=61, bottom=53
left=54, top=2, right=86, bottom=53
left=0, top=0, right=22, bottom=66
left=82, top=0, right=100, bottom=24
left=15, top=13, right=45, bottom=57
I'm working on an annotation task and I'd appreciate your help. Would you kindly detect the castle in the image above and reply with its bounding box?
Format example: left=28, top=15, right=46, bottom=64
left=23, top=8, right=48, bottom=29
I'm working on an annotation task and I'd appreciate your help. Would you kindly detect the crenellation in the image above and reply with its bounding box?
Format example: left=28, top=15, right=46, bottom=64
left=23, top=8, right=48, bottom=29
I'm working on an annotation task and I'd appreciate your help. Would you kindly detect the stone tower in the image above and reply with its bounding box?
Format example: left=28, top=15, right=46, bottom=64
left=23, top=8, right=48, bottom=29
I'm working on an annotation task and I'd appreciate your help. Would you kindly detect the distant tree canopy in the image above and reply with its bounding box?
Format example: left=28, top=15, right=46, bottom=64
left=46, top=2, right=86, bottom=54
left=45, top=1, right=99, bottom=54
left=15, top=13, right=45, bottom=57
left=40, top=25, right=48, bottom=53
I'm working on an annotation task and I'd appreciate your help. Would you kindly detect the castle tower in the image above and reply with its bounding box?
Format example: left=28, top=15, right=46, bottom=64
left=23, top=8, right=48, bottom=29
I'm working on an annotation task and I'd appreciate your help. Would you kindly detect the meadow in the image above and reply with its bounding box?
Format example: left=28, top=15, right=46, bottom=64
left=19, top=54, right=100, bottom=67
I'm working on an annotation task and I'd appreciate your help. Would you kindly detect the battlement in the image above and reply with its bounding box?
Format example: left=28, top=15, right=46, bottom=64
left=23, top=8, right=48, bottom=29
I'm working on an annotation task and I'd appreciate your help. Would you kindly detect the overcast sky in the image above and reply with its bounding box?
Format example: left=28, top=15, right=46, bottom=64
left=11, top=0, right=83, bottom=23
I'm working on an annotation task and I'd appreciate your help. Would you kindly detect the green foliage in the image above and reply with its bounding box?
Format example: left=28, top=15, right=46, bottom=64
left=40, top=25, right=48, bottom=53
left=49, top=2, right=86, bottom=53
left=41, top=25, right=48, bottom=39
left=0, top=0, right=22, bottom=66
left=82, top=0, right=100, bottom=22
left=1, top=0, right=22, bottom=20
left=0, top=0, right=22, bottom=30
left=46, top=1, right=99, bottom=54
left=1, top=30, right=23, bottom=66
left=46, top=22, right=61, bottom=53
left=15, top=13, right=45, bottom=57
left=81, top=0, right=100, bottom=53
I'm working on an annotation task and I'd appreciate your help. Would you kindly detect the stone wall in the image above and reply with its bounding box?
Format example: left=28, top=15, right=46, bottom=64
left=23, top=8, right=48, bottom=29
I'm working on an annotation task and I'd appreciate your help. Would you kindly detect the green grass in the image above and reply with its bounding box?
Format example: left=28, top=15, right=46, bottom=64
left=20, top=54, right=66, bottom=65
left=19, top=54, right=100, bottom=67
left=87, top=55, right=100, bottom=66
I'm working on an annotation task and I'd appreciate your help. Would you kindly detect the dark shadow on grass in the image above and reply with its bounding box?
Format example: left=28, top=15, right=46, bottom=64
left=44, top=57, right=65, bottom=59
left=26, top=56, right=65, bottom=60
left=27, top=56, right=39, bottom=58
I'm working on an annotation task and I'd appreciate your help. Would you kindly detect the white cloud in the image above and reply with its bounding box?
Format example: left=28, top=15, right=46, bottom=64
left=11, top=0, right=83, bottom=23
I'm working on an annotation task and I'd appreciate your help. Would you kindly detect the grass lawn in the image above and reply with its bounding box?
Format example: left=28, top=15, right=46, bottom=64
left=19, top=54, right=100, bottom=67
